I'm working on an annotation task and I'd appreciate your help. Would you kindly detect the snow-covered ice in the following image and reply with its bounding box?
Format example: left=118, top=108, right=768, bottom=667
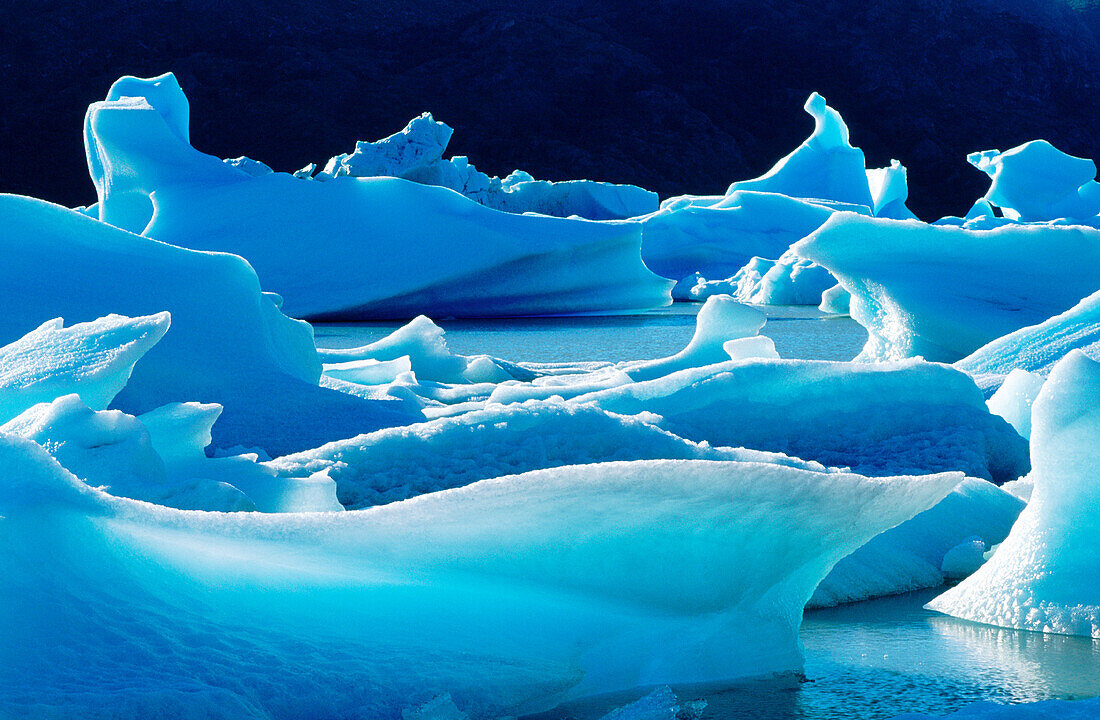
left=927, top=350, right=1100, bottom=637
left=968, top=140, right=1100, bottom=223
left=575, top=357, right=1029, bottom=482
left=0, top=194, right=417, bottom=455
left=957, top=289, right=1100, bottom=392
left=0, top=437, right=958, bottom=717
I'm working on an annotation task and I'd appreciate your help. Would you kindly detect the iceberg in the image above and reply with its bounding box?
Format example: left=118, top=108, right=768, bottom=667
left=0, top=435, right=959, bottom=717
left=968, top=140, right=1100, bottom=222
left=956, top=288, right=1100, bottom=392
left=575, top=357, right=1028, bottom=483
left=726, top=92, right=874, bottom=209
left=639, top=190, right=859, bottom=282
left=671, top=253, right=837, bottom=306
left=795, top=213, right=1100, bottom=362
left=927, top=351, right=1100, bottom=637
left=85, top=74, right=671, bottom=320
left=984, top=369, right=1045, bottom=439
left=0, top=196, right=417, bottom=455
left=313, top=112, right=658, bottom=220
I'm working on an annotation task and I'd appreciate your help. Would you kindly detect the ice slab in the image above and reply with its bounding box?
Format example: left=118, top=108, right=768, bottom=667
left=575, top=357, right=1029, bottom=483
left=0, top=436, right=959, bottom=717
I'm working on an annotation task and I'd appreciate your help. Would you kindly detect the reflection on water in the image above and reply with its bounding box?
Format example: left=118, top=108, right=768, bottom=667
left=526, top=592, right=1100, bottom=720
left=313, top=305, right=869, bottom=363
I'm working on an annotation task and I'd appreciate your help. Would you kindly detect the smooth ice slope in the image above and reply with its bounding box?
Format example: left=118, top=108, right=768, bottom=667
left=0, top=439, right=959, bottom=717
left=928, top=351, right=1100, bottom=637
left=0, top=313, right=168, bottom=421
left=0, top=194, right=417, bottom=454
left=985, top=369, right=1045, bottom=439
left=796, top=213, right=1100, bottom=361
left=575, top=358, right=1029, bottom=483
left=725, top=93, right=874, bottom=208
left=956, top=289, right=1100, bottom=392
left=85, top=75, right=670, bottom=318
left=968, top=140, right=1100, bottom=222
left=639, top=191, right=858, bottom=281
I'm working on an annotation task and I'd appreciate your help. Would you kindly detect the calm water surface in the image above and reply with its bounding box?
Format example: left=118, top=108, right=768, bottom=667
left=312, top=306, right=1100, bottom=718
left=530, top=591, right=1100, bottom=720
left=313, top=304, right=868, bottom=362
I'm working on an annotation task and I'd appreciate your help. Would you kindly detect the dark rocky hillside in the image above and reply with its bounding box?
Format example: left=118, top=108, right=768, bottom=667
left=1, top=0, right=1097, bottom=220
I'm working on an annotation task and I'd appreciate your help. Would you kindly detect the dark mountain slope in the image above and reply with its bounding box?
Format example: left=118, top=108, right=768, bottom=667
left=0, top=0, right=1096, bottom=219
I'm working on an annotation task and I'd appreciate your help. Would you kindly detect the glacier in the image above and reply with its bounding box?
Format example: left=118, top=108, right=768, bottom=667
left=84, top=73, right=671, bottom=320
left=926, top=351, right=1100, bottom=637
left=0, top=436, right=959, bottom=717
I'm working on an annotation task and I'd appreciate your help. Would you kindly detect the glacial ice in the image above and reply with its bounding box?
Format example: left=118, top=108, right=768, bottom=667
left=671, top=253, right=837, bottom=306
left=819, top=283, right=852, bottom=315
left=0, top=196, right=417, bottom=454
left=313, top=112, right=659, bottom=220
left=0, top=312, right=168, bottom=421
left=84, top=74, right=671, bottom=319
left=927, top=351, right=1100, bottom=637
left=796, top=213, right=1100, bottom=362
left=0, top=437, right=959, bottom=717
left=810, top=478, right=1023, bottom=607
left=726, top=92, right=874, bottom=208
left=956, top=289, right=1100, bottom=392
left=639, top=190, right=855, bottom=282
left=985, top=369, right=1045, bottom=439
left=617, top=295, right=771, bottom=380
left=270, top=399, right=833, bottom=509
left=968, top=140, right=1100, bottom=222
left=576, top=357, right=1029, bottom=482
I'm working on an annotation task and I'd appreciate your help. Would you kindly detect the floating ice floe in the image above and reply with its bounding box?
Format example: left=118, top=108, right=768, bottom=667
left=796, top=213, right=1100, bottom=362
left=0, top=201, right=418, bottom=455
left=84, top=74, right=670, bottom=320
left=956, top=288, right=1100, bottom=392
left=927, top=351, right=1100, bottom=637
left=0, top=313, right=341, bottom=511
left=311, top=111, right=659, bottom=220
left=575, top=356, right=1029, bottom=483
left=0, top=436, right=959, bottom=717
left=726, top=92, right=874, bottom=208
left=270, top=399, right=833, bottom=509
left=968, top=140, right=1100, bottom=223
